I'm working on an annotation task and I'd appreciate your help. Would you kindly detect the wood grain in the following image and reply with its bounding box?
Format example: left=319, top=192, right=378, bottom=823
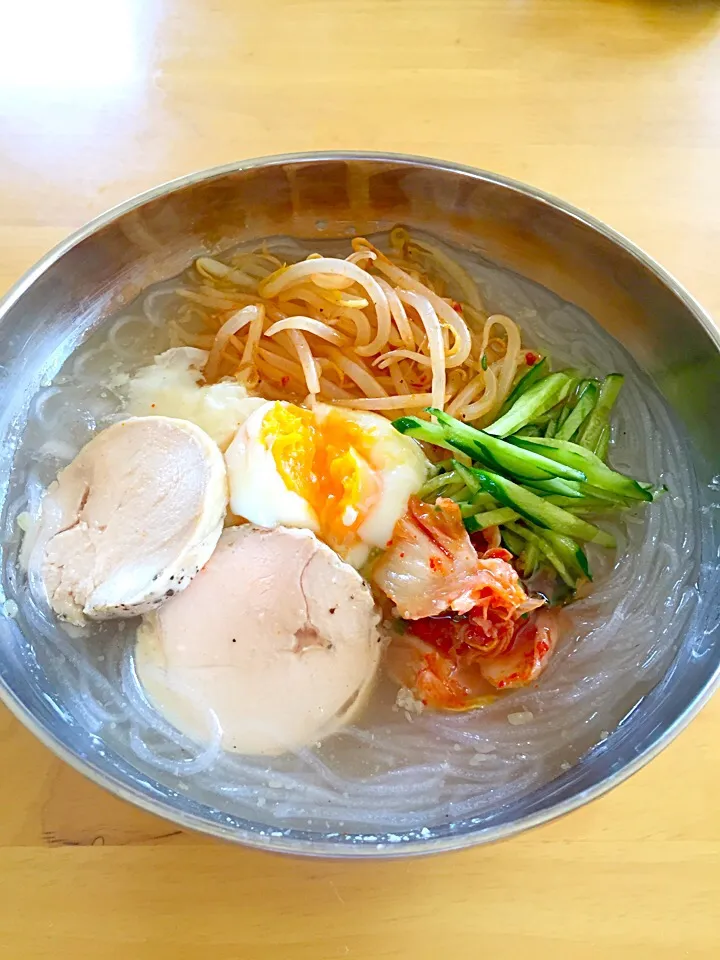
left=1, top=0, right=719, bottom=956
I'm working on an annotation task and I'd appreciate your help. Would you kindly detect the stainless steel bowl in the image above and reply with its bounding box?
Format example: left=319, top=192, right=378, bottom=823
left=1, top=152, right=719, bottom=856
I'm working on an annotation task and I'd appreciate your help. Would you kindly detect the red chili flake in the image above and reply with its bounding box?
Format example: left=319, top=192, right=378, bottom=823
left=429, top=556, right=442, bottom=572
left=386, top=539, right=393, bottom=547
left=452, top=301, right=463, bottom=313
left=150, top=403, right=156, bottom=409
left=399, top=552, right=405, bottom=558
left=525, top=352, right=539, bottom=366
left=280, top=375, right=290, bottom=387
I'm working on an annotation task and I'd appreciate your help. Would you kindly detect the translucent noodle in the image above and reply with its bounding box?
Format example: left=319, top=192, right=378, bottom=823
left=177, top=288, right=249, bottom=310
left=195, top=257, right=256, bottom=288
left=392, top=232, right=485, bottom=314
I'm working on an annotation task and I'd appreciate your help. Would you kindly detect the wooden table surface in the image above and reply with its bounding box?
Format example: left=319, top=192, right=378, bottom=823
left=1, top=1, right=719, bottom=957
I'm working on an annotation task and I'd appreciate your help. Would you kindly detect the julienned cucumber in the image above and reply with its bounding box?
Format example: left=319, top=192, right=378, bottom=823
left=541, top=528, right=592, bottom=581
left=393, top=413, right=586, bottom=483
left=454, top=462, right=617, bottom=548
left=555, top=381, right=599, bottom=441
left=464, top=507, right=519, bottom=532
left=499, top=357, right=549, bottom=414
left=484, top=372, right=575, bottom=437
left=458, top=493, right=499, bottom=517
left=519, top=541, right=540, bottom=577
left=594, top=423, right=611, bottom=460
left=426, top=409, right=586, bottom=482
left=504, top=522, right=577, bottom=587
left=577, top=373, right=624, bottom=451
left=507, top=435, right=652, bottom=502
left=500, top=527, right=527, bottom=557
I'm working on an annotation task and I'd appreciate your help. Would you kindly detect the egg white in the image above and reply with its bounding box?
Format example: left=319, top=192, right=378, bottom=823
left=314, top=405, right=430, bottom=552
left=224, top=400, right=429, bottom=567
left=128, top=347, right=265, bottom=450
left=225, top=401, right=319, bottom=532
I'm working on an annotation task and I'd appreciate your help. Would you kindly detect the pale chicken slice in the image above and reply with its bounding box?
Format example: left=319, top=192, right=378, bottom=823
left=31, top=416, right=227, bottom=624
left=135, top=525, right=382, bottom=756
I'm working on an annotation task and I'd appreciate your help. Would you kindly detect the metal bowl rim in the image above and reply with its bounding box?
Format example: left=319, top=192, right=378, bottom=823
left=1, top=150, right=718, bottom=857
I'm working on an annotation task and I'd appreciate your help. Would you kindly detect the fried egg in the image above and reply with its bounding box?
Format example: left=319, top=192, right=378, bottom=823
left=225, top=401, right=429, bottom=567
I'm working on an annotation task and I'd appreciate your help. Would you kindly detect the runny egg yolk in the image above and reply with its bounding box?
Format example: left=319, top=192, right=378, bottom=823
left=259, top=404, right=380, bottom=552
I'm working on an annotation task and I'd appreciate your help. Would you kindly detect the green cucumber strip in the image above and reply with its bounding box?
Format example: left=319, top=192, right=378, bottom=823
left=556, top=501, right=624, bottom=516
left=527, top=477, right=637, bottom=505
left=545, top=495, right=620, bottom=510
left=541, top=528, right=592, bottom=581
left=555, top=381, right=599, bottom=441
left=577, top=373, right=624, bottom=450
left=556, top=402, right=573, bottom=431
left=507, top=435, right=652, bottom=502
left=418, top=469, right=460, bottom=499
left=457, top=464, right=482, bottom=496
left=446, top=483, right=471, bottom=502
left=464, top=507, right=519, bottom=533
left=484, top=373, right=574, bottom=437
left=455, top=463, right=617, bottom=548
left=545, top=415, right=559, bottom=438
left=524, top=477, right=587, bottom=498
left=459, top=494, right=498, bottom=518
left=499, top=357, right=549, bottom=414
left=395, top=412, right=584, bottom=483
left=594, top=423, right=611, bottom=461
left=500, top=528, right=526, bottom=557
left=519, top=542, right=540, bottom=577
left=505, top=522, right=577, bottom=587
left=392, top=416, right=459, bottom=453
left=427, top=408, right=586, bottom=483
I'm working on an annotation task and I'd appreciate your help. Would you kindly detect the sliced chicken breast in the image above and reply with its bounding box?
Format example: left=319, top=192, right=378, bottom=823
left=32, top=416, right=227, bottom=624
left=135, top=525, right=382, bottom=756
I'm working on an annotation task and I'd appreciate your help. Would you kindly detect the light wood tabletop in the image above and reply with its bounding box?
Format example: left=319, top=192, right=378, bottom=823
left=1, top=1, right=719, bottom=957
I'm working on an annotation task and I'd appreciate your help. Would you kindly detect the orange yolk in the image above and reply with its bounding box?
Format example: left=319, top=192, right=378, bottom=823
left=260, top=404, right=380, bottom=550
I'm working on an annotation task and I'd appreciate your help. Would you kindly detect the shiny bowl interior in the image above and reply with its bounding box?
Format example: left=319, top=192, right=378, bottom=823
left=1, top=152, right=719, bottom=857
